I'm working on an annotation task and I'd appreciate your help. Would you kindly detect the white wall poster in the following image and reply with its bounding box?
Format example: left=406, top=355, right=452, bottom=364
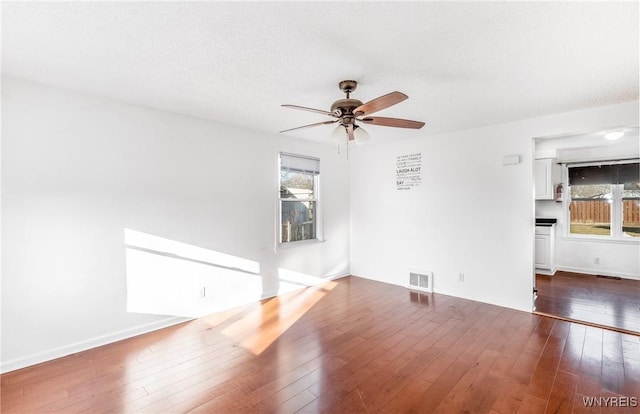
left=396, top=153, right=422, bottom=190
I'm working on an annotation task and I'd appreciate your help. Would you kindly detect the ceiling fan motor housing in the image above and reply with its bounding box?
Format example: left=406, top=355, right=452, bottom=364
left=331, top=98, right=363, bottom=122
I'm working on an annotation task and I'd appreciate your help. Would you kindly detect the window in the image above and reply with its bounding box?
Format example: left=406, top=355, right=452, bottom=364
left=568, top=162, right=640, bottom=239
left=279, top=153, right=319, bottom=244
left=623, top=182, right=640, bottom=237
left=569, top=183, right=612, bottom=236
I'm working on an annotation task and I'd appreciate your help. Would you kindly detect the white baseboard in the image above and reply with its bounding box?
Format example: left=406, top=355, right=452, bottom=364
left=555, top=265, right=640, bottom=280
left=0, top=316, right=190, bottom=374
left=351, top=274, right=533, bottom=314
left=429, top=287, right=533, bottom=314
left=260, top=272, right=350, bottom=299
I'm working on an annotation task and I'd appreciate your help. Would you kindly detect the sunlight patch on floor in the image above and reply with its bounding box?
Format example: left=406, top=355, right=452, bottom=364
left=221, top=271, right=337, bottom=355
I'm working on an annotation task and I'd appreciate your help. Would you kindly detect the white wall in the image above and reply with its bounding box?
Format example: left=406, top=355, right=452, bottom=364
left=1, top=77, right=350, bottom=372
left=350, top=101, right=639, bottom=312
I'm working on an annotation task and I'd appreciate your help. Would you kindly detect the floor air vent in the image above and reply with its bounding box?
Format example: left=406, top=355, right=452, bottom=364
left=408, top=270, right=433, bottom=293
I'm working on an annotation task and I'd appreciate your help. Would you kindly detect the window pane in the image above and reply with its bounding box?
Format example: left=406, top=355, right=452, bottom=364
left=622, top=182, right=640, bottom=238
left=281, top=201, right=316, bottom=243
left=569, top=184, right=612, bottom=236
left=280, top=171, right=314, bottom=199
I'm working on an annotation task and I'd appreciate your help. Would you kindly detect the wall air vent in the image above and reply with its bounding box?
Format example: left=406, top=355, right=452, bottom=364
left=408, top=270, right=433, bottom=293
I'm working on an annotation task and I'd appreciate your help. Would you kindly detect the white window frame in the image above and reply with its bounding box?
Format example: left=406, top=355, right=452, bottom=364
left=277, top=152, right=322, bottom=248
left=564, top=160, right=640, bottom=243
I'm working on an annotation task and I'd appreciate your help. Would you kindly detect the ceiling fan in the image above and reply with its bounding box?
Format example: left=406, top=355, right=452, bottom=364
left=280, top=80, right=425, bottom=143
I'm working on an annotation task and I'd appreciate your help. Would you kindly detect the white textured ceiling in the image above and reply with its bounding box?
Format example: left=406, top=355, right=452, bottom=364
left=536, top=127, right=639, bottom=150
left=2, top=1, right=638, bottom=144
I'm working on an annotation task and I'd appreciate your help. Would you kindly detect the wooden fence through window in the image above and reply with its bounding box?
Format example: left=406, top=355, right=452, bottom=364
left=570, top=199, right=640, bottom=224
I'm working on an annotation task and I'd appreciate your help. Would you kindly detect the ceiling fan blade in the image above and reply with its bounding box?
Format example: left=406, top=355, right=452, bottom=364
left=280, top=119, right=338, bottom=133
left=346, top=124, right=355, bottom=141
left=360, top=116, right=425, bottom=129
left=281, top=104, right=337, bottom=117
left=353, top=91, right=408, bottom=116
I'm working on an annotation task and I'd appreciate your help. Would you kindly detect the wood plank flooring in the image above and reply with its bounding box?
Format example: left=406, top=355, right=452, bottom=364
left=535, top=271, right=640, bottom=334
left=2, top=276, right=639, bottom=413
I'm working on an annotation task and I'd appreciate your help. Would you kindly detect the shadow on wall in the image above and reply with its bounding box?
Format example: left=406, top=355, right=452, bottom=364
left=124, top=229, right=333, bottom=319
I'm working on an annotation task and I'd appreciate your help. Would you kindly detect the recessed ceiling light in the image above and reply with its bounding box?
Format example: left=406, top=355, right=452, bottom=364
left=604, top=131, right=624, bottom=141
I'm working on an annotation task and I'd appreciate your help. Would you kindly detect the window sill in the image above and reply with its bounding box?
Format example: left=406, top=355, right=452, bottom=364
left=560, top=235, right=640, bottom=245
left=276, top=238, right=325, bottom=251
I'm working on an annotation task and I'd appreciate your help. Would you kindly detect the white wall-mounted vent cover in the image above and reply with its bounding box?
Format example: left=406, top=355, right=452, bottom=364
left=408, top=270, right=433, bottom=293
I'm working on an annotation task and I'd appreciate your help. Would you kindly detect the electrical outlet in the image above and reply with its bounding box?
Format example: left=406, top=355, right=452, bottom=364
left=458, top=273, right=465, bottom=282
left=594, top=257, right=600, bottom=265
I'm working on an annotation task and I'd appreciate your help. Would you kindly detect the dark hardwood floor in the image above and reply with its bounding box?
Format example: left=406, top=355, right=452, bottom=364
left=2, top=276, right=639, bottom=413
left=535, top=271, right=640, bottom=335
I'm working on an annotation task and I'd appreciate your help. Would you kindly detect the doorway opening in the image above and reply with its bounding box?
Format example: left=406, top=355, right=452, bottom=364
left=532, top=127, right=640, bottom=334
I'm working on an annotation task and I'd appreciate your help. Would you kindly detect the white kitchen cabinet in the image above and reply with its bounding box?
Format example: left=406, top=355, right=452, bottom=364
left=535, top=158, right=555, bottom=200
left=535, top=234, right=550, bottom=268
left=535, top=225, right=555, bottom=273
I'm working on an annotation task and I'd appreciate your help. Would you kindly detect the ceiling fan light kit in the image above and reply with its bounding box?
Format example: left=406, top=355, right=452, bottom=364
left=280, top=80, right=424, bottom=151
